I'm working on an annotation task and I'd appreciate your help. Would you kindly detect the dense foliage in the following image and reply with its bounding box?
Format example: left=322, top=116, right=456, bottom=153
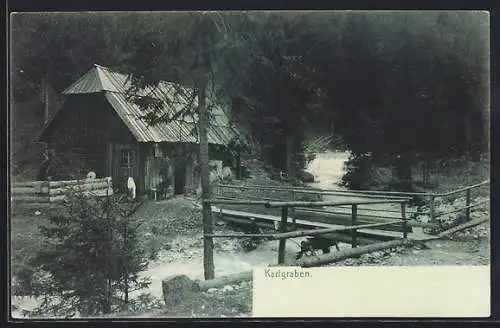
left=11, top=11, right=489, bottom=187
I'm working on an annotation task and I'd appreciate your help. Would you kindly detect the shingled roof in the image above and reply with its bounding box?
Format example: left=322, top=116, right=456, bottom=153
left=37, top=64, right=236, bottom=145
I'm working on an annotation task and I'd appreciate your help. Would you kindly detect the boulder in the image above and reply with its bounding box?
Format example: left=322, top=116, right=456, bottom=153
left=222, top=285, right=234, bottom=292
left=221, top=166, right=234, bottom=181
left=162, top=275, right=200, bottom=308
left=416, top=214, right=431, bottom=224
left=209, top=171, right=219, bottom=183
left=298, top=170, right=315, bottom=183
left=434, top=197, right=443, bottom=206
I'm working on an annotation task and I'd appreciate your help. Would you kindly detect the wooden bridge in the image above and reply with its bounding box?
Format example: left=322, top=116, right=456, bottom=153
left=206, top=181, right=489, bottom=264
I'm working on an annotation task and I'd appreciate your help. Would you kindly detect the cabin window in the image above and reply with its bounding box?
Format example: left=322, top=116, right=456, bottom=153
left=120, top=149, right=132, bottom=167
left=153, top=144, right=163, bottom=158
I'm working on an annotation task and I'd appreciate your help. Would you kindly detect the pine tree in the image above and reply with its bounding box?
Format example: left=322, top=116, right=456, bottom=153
left=26, top=188, right=155, bottom=318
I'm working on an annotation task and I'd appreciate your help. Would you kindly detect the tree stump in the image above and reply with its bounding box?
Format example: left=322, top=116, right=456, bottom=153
left=162, top=275, right=200, bottom=308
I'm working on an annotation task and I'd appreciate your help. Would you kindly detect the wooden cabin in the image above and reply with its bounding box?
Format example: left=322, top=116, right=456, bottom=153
left=36, top=64, right=236, bottom=197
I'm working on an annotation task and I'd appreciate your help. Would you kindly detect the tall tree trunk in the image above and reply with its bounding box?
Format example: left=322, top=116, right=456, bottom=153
left=422, top=155, right=431, bottom=187
left=41, top=76, right=50, bottom=125
left=198, top=76, right=215, bottom=280
left=285, top=134, right=295, bottom=185
left=236, top=152, right=241, bottom=180
left=196, top=14, right=215, bottom=280
left=395, top=153, right=412, bottom=192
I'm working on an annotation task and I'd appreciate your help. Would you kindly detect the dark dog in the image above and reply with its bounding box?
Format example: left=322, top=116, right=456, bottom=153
left=295, top=237, right=340, bottom=260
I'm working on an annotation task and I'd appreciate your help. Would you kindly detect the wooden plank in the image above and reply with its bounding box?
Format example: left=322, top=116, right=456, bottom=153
left=195, top=271, right=253, bottom=291
left=11, top=202, right=53, bottom=209
left=48, top=178, right=109, bottom=187
left=12, top=195, right=50, bottom=203
left=11, top=182, right=36, bottom=188
left=216, top=183, right=425, bottom=198
left=213, top=206, right=387, bottom=230
left=212, top=206, right=291, bottom=222
left=49, top=195, right=66, bottom=202
left=91, top=189, right=114, bottom=196
left=294, top=209, right=405, bottom=232
left=215, top=196, right=419, bottom=216
left=206, top=199, right=271, bottom=206
left=206, top=221, right=400, bottom=239
left=265, top=199, right=408, bottom=208
left=216, top=215, right=381, bottom=245
left=11, top=187, right=35, bottom=195
left=212, top=206, right=404, bottom=241
left=48, top=181, right=110, bottom=194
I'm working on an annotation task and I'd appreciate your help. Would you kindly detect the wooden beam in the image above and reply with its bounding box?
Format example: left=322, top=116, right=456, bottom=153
left=195, top=271, right=252, bottom=291
left=11, top=196, right=50, bottom=203
left=11, top=182, right=36, bottom=188
left=296, top=239, right=413, bottom=267
left=439, top=180, right=489, bottom=197
left=205, top=199, right=271, bottom=206
left=437, top=218, right=488, bottom=238
left=215, top=183, right=424, bottom=198
left=205, top=221, right=399, bottom=239
left=11, top=187, right=35, bottom=195
left=265, top=199, right=408, bottom=208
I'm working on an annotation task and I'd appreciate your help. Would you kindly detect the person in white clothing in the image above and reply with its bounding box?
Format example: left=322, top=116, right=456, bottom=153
left=127, top=177, right=136, bottom=200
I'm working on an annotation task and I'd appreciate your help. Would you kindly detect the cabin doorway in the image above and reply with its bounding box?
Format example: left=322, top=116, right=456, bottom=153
left=111, top=144, right=138, bottom=194
left=174, top=159, right=186, bottom=195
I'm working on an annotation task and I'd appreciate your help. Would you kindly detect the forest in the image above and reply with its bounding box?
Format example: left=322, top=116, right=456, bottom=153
left=11, top=11, right=489, bottom=190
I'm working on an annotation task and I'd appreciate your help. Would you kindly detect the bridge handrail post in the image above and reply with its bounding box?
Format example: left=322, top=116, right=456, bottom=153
left=401, top=202, right=408, bottom=239
left=428, top=195, right=435, bottom=222
left=465, top=188, right=472, bottom=222
left=277, top=205, right=289, bottom=264
left=351, top=204, right=358, bottom=248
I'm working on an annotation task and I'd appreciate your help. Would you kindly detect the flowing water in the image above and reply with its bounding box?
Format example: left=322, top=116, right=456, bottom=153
left=306, top=151, right=351, bottom=190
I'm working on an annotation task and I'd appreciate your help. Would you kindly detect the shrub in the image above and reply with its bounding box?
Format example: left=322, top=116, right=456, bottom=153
left=22, top=188, right=157, bottom=318
left=340, top=153, right=372, bottom=190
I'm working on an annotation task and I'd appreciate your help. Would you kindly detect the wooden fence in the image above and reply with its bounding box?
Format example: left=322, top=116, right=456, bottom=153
left=204, top=198, right=410, bottom=265
left=11, top=177, right=114, bottom=207
left=204, top=180, right=489, bottom=267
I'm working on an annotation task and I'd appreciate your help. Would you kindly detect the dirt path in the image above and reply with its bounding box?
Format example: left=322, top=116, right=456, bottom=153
left=134, top=233, right=318, bottom=300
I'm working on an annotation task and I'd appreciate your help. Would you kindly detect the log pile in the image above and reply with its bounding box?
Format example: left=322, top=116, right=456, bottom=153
left=11, top=177, right=114, bottom=206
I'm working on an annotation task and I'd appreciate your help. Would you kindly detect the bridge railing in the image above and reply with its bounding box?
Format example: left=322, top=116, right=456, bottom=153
left=214, top=179, right=490, bottom=229
left=204, top=198, right=410, bottom=264
left=214, top=183, right=411, bottom=221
